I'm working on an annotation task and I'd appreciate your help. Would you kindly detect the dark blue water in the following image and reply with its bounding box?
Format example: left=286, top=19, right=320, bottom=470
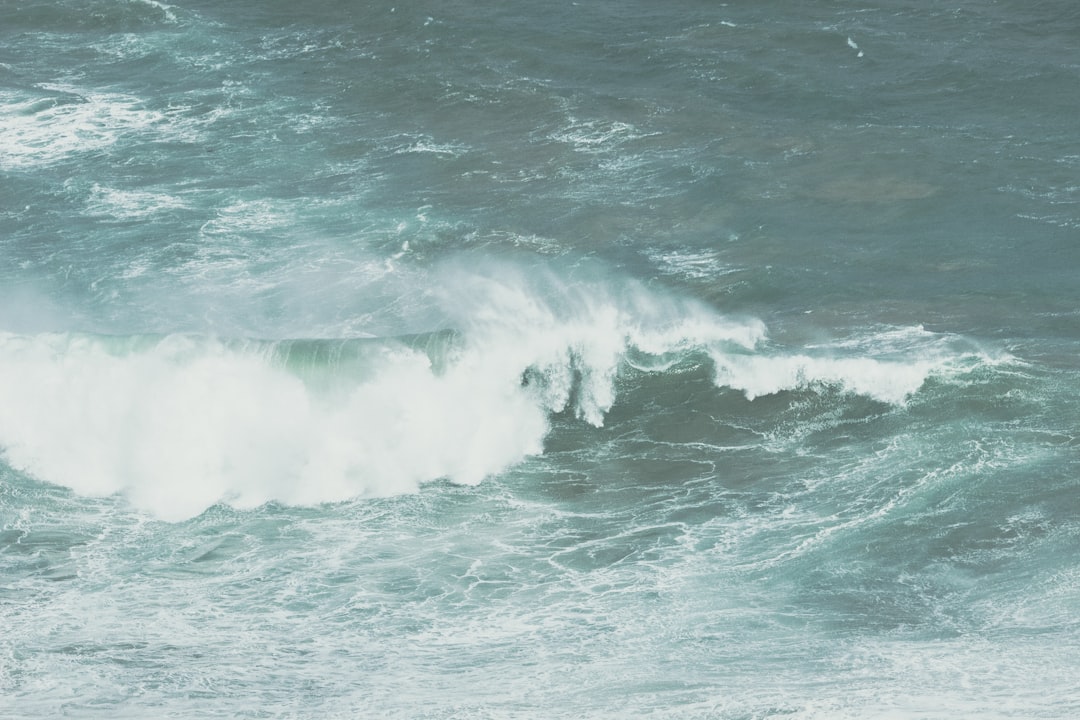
left=2, top=1, right=1079, bottom=717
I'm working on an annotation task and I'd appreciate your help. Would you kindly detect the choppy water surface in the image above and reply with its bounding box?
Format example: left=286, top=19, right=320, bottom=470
left=2, top=1, right=1080, bottom=717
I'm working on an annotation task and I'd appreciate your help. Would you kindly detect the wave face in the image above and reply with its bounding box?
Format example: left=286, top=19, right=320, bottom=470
left=4, top=0, right=1080, bottom=717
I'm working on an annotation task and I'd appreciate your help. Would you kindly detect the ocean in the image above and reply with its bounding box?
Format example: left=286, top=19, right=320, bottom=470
left=2, top=0, right=1079, bottom=717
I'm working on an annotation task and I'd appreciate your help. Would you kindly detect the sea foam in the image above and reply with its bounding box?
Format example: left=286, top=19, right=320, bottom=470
left=0, top=86, right=166, bottom=170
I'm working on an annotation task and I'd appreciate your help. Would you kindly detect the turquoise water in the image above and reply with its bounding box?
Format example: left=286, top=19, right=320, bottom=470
left=2, top=1, right=1080, bottom=717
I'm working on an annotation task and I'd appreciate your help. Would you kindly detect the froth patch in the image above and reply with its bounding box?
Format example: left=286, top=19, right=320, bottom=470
left=711, top=352, right=937, bottom=404
left=0, top=87, right=166, bottom=170
left=708, top=324, right=997, bottom=403
left=651, top=249, right=742, bottom=281
left=86, top=184, right=190, bottom=221
left=549, top=118, right=658, bottom=153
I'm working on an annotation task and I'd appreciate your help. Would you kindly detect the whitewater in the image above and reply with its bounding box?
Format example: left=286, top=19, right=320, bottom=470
left=3, top=0, right=1080, bottom=717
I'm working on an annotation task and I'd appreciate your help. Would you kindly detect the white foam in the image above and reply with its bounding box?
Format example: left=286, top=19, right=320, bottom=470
left=0, top=86, right=166, bottom=170
left=0, top=332, right=546, bottom=521
left=198, top=199, right=297, bottom=237
left=651, top=249, right=742, bottom=280
left=708, top=322, right=999, bottom=403
left=549, top=118, right=659, bottom=153
left=390, top=134, right=470, bottom=156
left=86, top=184, right=190, bottom=220
left=127, top=0, right=178, bottom=23
left=710, top=351, right=937, bottom=404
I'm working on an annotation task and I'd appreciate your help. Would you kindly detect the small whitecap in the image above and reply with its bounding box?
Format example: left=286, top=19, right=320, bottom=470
left=86, top=185, right=190, bottom=221
left=389, top=134, right=469, bottom=156
left=0, top=86, right=166, bottom=170
left=652, top=249, right=741, bottom=281
left=128, top=0, right=179, bottom=23
left=549, top=119, right=659, bottom=153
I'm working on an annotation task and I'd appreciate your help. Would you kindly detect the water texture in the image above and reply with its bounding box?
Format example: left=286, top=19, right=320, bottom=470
left=2, top=1, right=1079, bottom=717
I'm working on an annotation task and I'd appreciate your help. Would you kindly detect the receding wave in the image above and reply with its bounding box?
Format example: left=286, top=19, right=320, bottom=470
left=0, top=271, right=998, bottom=520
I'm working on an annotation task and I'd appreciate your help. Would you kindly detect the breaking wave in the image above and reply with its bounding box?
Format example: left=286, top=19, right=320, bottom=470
left=0, top=268, right=994, bottom=520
